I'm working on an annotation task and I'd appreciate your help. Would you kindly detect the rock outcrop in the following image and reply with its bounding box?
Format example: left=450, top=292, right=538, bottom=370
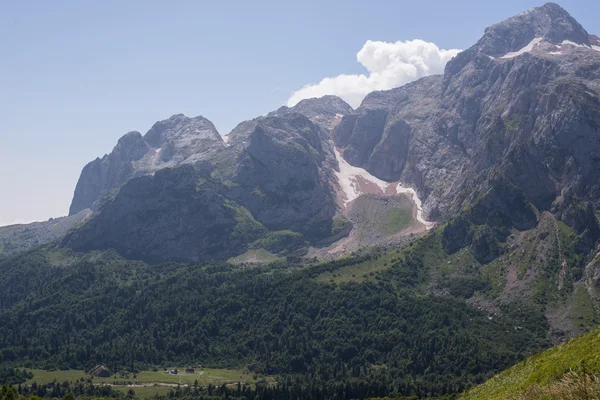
left=64, top=111, right=347, bottom=261
left=223, top=113, right=339, bottom=237
left=64, top=165, right=268, bottom=262
left=64, top=4, right=600, bottom=263
left=69, top=114, right=225, bottom=215
left=269, top=95, right=353, bottom=131
left=333, top=2, right=600, bottom=259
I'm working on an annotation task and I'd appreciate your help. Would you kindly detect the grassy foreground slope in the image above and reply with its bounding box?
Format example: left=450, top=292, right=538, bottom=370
left=461, top=328, right=600, bottom=400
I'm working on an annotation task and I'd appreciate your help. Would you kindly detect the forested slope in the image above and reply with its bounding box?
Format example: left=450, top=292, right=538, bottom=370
left=0, top=232, right=551, bottom=398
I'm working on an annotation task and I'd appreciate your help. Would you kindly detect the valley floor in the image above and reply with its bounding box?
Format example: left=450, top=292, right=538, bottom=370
left=21, top=368, right=274, bottom=398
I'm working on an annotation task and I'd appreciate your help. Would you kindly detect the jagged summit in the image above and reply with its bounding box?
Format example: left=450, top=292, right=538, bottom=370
left=292, top=95, right=354, bottom=114
left=113, top=131, right=149, bottom=161
left=69, top=113, right=225, bottom=215
left=269, top=95, right=353, bottom=131
left=475, top=2, right=589, bottom=57
left=443, top=2, right=598, bottom=90
left=334, top=2, right=600, bottom=256
left=144, top=113, right=221, bottom=148
left=66, top=2, right=600, bottom=266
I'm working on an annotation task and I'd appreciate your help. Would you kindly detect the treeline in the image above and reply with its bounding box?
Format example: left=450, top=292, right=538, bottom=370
left=1, top=381, right=457, bottom=400
left=0, top=369, right=33, bottom=385
left=160, top=381, right=457, bottom=400
left=1, top=381, right=122, bottom=400
left=0, top=242, right=548, bottom=398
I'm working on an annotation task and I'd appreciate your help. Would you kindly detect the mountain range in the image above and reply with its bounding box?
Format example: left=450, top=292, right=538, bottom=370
left=48, top=2, right=600, bottom=266
left=1, top=3, right=600, bottom=399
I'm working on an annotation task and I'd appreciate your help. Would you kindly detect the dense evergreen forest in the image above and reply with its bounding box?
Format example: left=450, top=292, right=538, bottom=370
left=4, top=382, right=452, bottom=400
left=0, top=369, right=32, bottom=385
left=0, top=235, right=549, bottom=398
left=1, top=381, right=122, bottom=400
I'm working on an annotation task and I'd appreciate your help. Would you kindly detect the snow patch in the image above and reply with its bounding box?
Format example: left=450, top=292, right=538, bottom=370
left=560, top=40, right=600, bottom=52
left=154, top=148, right=161, bottom=153
left=548, top=51, right=563, bottom=55
left=499, top=37, right=543, bottom=59
left=335, top=149, right=388, bottom=205
left=223, top=135, right=230, bottom=144
left=334, top=149, right=434, bottom=230
left=561, top=40, right=587, bottom=48
left=396, top=185, right=436, bottom=229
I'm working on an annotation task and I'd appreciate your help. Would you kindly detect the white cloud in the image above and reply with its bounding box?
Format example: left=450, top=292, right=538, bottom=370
left=287, top=39, right=462, bottom=108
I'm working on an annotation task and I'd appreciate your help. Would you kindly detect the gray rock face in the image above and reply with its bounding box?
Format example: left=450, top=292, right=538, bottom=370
left=269, top=95, right=353, bottom=131
left=438, top=4, right=600, bottom=255
left=475, top=2, right=589, bottom=57
left=439, top=4, right=600, bottom=224
left=225, top=113, right=339, bottom=237
left=64, top=111, right=345, bottom=261
left=63, top=166, right=265, bottom=262
left=65, top=3, right=600, bottom=262
left=333, top=77, right=447, bottom=183
left=143, top=114, right=224, bottom=163
left=71, top=97, right=352, bottom=218
left=69, top=114, right=225, bottom=215
left=333, top=75, right=463, bottom=218
left=334, top=2, right=600, bottom=253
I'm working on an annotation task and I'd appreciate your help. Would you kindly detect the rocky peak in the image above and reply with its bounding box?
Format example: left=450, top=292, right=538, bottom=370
left=143, top=113, right=223, bottom=148
left=69, top=113, right=226, bottom=215
left=113, top=131, right=149, bottom=161
left=62, top=2, right=600, bottom=270
left=444, top=3, right=592, bottom=83
left=292, top=95, right=354, bottom=115
left=208, top=112, right=339, bottom=236
left=476, top=3, right=589, bottom=57
left=227, top=113, right=332, bottom=162
left=269, top=95, right=353, bottom=131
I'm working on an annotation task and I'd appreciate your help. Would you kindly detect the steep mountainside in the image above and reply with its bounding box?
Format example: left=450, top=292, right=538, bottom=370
left=63, top=166, right=264, bottom=262
left=334, top=3, right=600, bottom=227
left=58, top=4, right=600, bottom=270
left=0, top=210, right=90, bottom=258
left=220, top=113, right=339, bottom=234
left=64, top=111, right=346, bottom=262
left=7, top=97, right=356, bottom=260
left=326, top=2, right=600, bottom=341
left=268, top=95, right=354, bottom=131
left=462, top=327, right=600, bottom=399
left=69, top=114, right=225, bottom=215
left=3, top=4, right=600, bottom=399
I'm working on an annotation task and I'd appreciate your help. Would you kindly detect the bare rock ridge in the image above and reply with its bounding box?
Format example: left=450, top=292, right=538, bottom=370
left=62, top=2, right=600, bottom=263
left=438, top=2, right=600, bottom=258
left=269, top=95, right=354, bottom=131
left=69, top=114, right=225, bottom=215
left=222, top=113, right=339, bottom=233
left=333, top=76, right=445, bottom=185
left=333, top=3, right=600, bottom=258
left=474, top=2, right=589, bottom=57
left=64, top=103, right=350, bottom=262
left=69, top=97, right=352, bottom=217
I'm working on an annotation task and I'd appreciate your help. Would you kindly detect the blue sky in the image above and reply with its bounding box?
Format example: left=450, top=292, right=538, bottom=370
left=1, top=0, right=599, bottom=226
